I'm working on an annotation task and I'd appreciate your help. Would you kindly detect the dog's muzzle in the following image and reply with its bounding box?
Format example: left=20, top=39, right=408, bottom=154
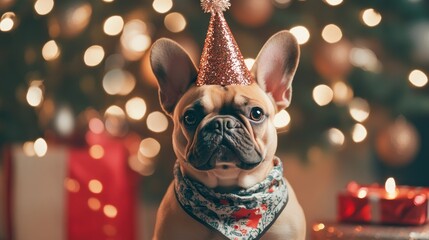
left=187, top=116, right=263, bottom=170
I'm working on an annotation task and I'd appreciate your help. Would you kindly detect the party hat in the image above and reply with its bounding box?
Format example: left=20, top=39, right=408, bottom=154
left=196, top=0, right=255, bottom=86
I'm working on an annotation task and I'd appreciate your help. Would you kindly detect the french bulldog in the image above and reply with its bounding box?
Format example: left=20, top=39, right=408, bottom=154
left=150, top=31, right=306, bottom=240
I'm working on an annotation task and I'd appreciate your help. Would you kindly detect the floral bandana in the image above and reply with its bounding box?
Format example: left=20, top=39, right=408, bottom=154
left=174, top=158, right=288, bottom=240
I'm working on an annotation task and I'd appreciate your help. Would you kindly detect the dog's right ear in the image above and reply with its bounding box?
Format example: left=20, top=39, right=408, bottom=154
left=150, top=38, right=198, bottom=115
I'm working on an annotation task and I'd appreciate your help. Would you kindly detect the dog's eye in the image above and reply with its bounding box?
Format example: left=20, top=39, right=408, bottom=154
left=183, top=110, right=197, bottom=126
left=249, top=107, right=264, bottom=121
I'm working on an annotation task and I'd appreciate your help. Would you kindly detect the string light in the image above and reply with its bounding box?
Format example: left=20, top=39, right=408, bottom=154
left=274, top=110, right=291, bottom=129
left=146, top=111, right=169, bottom=133
left=361, top=8, right=382, bottom=27
left=42, top=40, right=60, bottom=61
left=139, top=138, right=161, bottom=158
left=152, top=0, right=173, bottom=14
left=290, top=26, right=310, bottom=45
left=321, top=24, right=342, bottom=44
left=352, top=123, right=367, bottom=143
left=34, top=138, right=48, bottom=157
left=103, top=15, right=124, bottom=36
left=125, top=97, right=147, bottom=120
left=84, top=45, right=105, bottom=67
left=408, top=69, right=428, bottom=87
left=34, top=0, right=54, bottom=16
left=349, top=98, right=370, bottom=122
left=0, top=12, right=16, bottom=32
left=313, top=84, right=334, bottom=106
left=164, top=12, right=187, bottom=33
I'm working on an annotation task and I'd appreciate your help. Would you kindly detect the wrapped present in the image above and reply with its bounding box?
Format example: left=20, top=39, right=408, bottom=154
left=311, top=221, right=429, bottom=240
left=3, top=134, right=139, bottom=240
left=338, top=180, right=429, bottom=225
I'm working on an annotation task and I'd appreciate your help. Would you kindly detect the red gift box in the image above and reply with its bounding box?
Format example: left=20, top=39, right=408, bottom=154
left=3, top=133, right=139, bottom=240
left=338, top=181, right=429, bottom=225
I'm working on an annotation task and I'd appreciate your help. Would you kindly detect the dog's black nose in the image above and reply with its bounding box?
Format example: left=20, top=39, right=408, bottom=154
left=212, top=117, right=240, bottom=134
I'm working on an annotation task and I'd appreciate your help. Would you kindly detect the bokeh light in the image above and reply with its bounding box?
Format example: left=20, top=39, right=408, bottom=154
left=54, top=106, right=74, bottom=136
left=64, top=178, right=80, bottom=193
left=349, top=47, right=381, bottom=72
left=34, top=0, right=54, bottom=16
left=26, top=83, right=44, bottom=107
left=164, top=12, right=187, bottom=33
left=34, top=138, right=48, bottom=157
left=352, top=123, right=368, bottom=143
left=139, top=138, right=161, bottom=158
left=120, top=19, right=151, bottom=61
left=23, top=141, right=36, bottom=157
left=88, top=179, right=103, bottom=194
left=146, top=111, right=169, bottom=133
left=102, top=69, right=136, bottom=95
left=327, top=128, right=345, bottom=146
left=152, top=0, right=173, bottom=13
left=42, top=40, right=60, bottom=61
left=321, top=24, right=342, bottom=44
left=323, top=0, right=343, bottom=6
left=105, top=105, right=125, bottom=118
left=349, top=98, right=370, bottom=122
left=89, top=145, right=105, bottom=159
left=408, top=69, right=428, bottom=87
left=313, top=84, right=334, bottom=106
left=361, top=8, right=382, bottom=27
left=88, top=197, right=101, bottom=211
left=89, top=118, right=105, bottom=134
left=0, top=12, right=16, bottom=32
left=274, top=110, right=291, bottom=129
left=290, top=25, right=310, bottom=45
left=103, top=204, right=118, bottom=218
left=84, top=45, right=105, bottom=67
left=125, top=97, right=147, bottom=120
left=103, top=15, right=124, bottom=36
left=333, top=81, right=354, bottom=105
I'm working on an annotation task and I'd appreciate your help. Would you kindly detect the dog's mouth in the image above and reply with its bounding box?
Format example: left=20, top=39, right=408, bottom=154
left=187, top=117, right=263, bottom=170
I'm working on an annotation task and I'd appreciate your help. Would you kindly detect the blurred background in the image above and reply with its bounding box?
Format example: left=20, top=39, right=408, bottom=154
left=0, top=0, right=428, bottom=239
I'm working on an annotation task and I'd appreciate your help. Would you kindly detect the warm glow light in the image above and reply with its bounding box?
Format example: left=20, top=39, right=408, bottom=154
left=0, top=12, right=16, bottom=32
left=323, top=0, right=343, bottom=6
left=84, top=45, right=105, bottom=67
left=55, top=106, right=74, bottom=136
left=89, top=118, right=104, bottom=134
left=64, top=178, right=80, bottom=193
left=321, top=24, right=343, bottom=44
left=357, top=188, right=368, bottom=198
left=105, top=105, right=125, bottom=118
left=89, top=145, right=104, bottom=159
left=103, top=15, right=124, bottom=36
left=349, top=47, right=381, bottom=72
left=361, top=8, right=382, bottom=27
left=244, top=58, right=255, bottom=70
left=348, top=98, right=370, bottom=122
left=147, top=111, right=169, bottom=133
left=129, top=155, right=156, bottom=176
left=139, top=138, right=161, bottom=158
left=385, top=177, right=397, bottom=198
left=352, top=123, right=367, bottom=143
left=313, top=84, right=334, bottom=106
left=327, top=128, right=345, bottom=146
left=34, top=0, right=54, bottom=16
left=26, top=85, right=43, bottom=107
left=408, top=69, right=428, bottom=87
left=290, top=26, right=310, bottom=45
left=164, top=12, right=187, bottom=33
left=274, top=110, right=291, bottom=129
left=102, top=69, right=136, bottom=95
left=120, top=20, right=151, bottom=60
left=125, top=97, right=147, bottom=120
left=152, top=0, right=173, bottom=13
left=34, top=138, right=48, bottom=157
left=88, top=179, right=103, bottom=194
left=42, top=40, right=60, bottom=61
left=23, top=141, right=36, bottom=157
left=312, top=223, right=325, bottom=232
left=103, top=204, right=118, bottom=218
left=88, top=197, right=101, bottom=211
left=333, top=81, right=354, bottom=105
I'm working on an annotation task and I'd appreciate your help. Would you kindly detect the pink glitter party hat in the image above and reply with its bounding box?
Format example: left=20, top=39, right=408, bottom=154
left=196, top=0, right=255, bottom=86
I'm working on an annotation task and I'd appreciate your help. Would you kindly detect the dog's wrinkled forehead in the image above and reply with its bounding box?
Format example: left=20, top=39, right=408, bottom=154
left=175, top=84, right=275, bottom=117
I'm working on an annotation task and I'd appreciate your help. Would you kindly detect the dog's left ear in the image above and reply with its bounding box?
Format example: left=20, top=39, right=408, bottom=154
left=251, top=31, right=300, bottom=111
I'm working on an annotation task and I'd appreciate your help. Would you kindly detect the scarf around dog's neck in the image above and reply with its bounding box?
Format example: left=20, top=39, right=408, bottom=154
left=174, top=157, right=288, bottom=240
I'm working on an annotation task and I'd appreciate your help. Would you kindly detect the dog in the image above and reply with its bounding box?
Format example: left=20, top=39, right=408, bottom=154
left=150, top=30, right=306, bottom=240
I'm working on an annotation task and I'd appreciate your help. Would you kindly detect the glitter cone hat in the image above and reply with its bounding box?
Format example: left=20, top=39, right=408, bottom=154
left=196, top=0, right=255, bottom=86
